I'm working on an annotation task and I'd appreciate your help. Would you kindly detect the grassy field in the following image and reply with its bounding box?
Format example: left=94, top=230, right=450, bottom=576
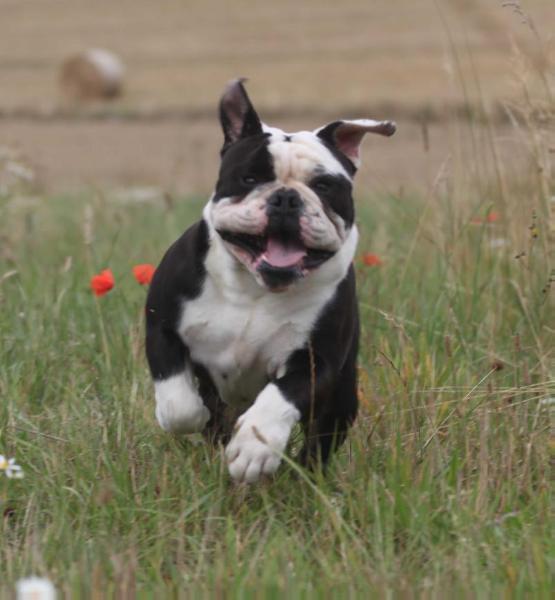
left=1, top=107, right=553, bottom=597
left=1, top=4, right=554, bottom=592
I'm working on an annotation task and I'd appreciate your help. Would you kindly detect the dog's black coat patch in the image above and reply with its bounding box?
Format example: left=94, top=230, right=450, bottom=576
left=213, top=134, right=275, bottom=202
left=275, top=265, right=359, bottom=464
left=145, top=220, right=209, bottom=380
left=309, top=173, right=354, bottom=227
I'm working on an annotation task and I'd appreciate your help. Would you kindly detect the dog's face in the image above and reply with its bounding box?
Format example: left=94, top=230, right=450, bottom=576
left=206, top=79, right=395, bottom=291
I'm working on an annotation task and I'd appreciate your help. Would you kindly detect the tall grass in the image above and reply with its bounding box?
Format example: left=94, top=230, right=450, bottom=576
left=0, top=169, right=552, bottom=597
left=1, top=18, right=553, bottom=598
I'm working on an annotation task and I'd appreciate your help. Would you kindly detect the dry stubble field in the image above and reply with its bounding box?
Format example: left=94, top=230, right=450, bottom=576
left=0, top=0, right=553, bottom=193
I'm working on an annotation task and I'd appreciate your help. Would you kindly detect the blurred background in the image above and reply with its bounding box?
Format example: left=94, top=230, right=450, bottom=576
left=0, top=0, right=553, bottom=195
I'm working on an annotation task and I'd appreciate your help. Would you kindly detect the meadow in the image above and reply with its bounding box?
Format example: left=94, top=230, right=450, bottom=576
left=1, top=1, right=554, bottom=594
left=1, top=108, right=553, bottom=597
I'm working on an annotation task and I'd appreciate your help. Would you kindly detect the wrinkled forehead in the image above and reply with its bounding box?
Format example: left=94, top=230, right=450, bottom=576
left=263, top=125, right=350, bottom=182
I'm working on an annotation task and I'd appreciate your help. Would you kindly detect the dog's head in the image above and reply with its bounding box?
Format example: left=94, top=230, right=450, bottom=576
left=206, top=79, right=396, bottom=291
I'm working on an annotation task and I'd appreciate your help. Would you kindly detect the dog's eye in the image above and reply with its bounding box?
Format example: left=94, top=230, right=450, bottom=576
left=312, top=180, right=331, bottom=193
left=241, top=175, right=258, bottom=186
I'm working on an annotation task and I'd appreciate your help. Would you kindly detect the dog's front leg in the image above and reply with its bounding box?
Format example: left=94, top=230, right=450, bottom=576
left=146, top=325, right=210, bottom=434
left=225, top=349, right=347, bottom=482
left=225, top=383, right=300, bottom=483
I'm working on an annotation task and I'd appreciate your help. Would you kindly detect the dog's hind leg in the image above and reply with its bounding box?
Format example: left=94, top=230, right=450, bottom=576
left=298, top=351, right=358, bottom=469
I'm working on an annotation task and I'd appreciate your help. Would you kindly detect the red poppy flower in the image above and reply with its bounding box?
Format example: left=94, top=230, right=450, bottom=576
left=362, top=253, right=383, bottom=267
left=471, top=211, right=500, bottom=225
left=132, top=263, right=156, bottom=286
left=90, top=269, right=114, bottom=296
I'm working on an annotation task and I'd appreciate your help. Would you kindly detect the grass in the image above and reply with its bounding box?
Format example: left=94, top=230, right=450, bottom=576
left=0, top=152, right=553, bottom=597
left=1, top=21, right=554, bottom=589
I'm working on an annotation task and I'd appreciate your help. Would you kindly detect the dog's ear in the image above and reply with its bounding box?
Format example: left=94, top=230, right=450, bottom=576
left=219, top=78, right=263, bottom=152
left=315, top=119, right=396, bottom=170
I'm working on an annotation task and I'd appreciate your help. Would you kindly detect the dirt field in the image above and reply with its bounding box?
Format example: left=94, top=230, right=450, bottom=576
left=1, top=116, right=528, bottom=196
left=0, top=0, right=553, bottom=193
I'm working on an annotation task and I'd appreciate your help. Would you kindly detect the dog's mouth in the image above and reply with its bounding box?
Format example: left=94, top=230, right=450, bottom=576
left=217, top=230, right=334, bottom=288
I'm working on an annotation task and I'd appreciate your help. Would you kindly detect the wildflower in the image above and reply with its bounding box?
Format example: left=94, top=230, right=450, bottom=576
left=132, top=263, right=156, bottom=286
left=0, top=454, right=24, bottom=479
left=16, top=576, right=56, bottom=600
left=470, top=210, right=501, bottom=225
left=361, top=253, right=383, bottom=267
left=529, top=225, right=539, bottom=239
left=489, top=237, right=508, bottom=249
left=90, top=269, right=114, bottom=296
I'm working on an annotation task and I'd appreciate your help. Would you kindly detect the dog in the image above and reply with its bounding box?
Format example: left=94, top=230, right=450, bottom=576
left=145, top=79, right=395, bottom=482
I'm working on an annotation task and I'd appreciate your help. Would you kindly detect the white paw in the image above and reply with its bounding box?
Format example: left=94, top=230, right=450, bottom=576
left=154, top=373, right=210, bottom=434
left=225, top=383, right=300, bottom=483
left=225, top=419, right=286, bottom=482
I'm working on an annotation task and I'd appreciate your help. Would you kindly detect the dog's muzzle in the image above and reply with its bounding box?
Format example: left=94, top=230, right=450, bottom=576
left=217, top=187, right=335, bottom=290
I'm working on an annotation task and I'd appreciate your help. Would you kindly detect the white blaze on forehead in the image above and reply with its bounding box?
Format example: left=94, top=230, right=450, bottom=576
left=266, top=130, right=350, bottom=183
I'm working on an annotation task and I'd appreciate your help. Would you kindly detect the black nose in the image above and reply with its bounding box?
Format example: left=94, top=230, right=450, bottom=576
left=266, top=188, right=302, bottom=216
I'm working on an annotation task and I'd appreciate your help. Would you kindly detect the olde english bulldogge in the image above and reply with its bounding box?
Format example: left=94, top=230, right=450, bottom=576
left=146, top=79, right=395, bottom=482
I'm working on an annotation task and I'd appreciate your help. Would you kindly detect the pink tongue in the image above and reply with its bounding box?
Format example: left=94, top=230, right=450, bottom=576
left=263, top=238, right=306, bottom=268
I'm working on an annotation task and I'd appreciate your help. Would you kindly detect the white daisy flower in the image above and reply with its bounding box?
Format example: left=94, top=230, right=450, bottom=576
left=488, top=237, right=508, bottom=249
left=16, top=576, right=56, bottom=600
left=0, top=454, right=24, bottom=479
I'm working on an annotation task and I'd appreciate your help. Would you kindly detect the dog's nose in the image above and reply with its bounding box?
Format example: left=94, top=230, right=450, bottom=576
left=266, top=188, right=302, bottom=215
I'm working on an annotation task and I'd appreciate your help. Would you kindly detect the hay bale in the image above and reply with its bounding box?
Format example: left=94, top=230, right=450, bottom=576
left=60, top=49, right=125, bottom=101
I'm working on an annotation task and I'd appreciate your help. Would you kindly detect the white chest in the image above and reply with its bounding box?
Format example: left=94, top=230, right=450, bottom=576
left=178, top=277, right=332, bottom=406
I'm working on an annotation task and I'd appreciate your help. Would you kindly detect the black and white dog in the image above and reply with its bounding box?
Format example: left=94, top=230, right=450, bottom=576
left=146, top=80, right=395, bottom=482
